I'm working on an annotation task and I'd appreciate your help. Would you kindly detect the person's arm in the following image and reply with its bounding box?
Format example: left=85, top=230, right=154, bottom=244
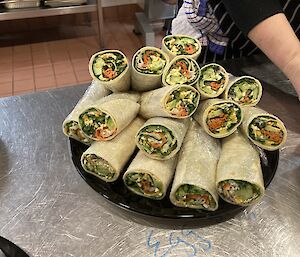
left=248, top=13, right=300, bottom=99
left=221, top=0, right=300, bottom=99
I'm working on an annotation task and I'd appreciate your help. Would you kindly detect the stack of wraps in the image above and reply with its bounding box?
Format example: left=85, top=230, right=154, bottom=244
left=123, top=151, right=177, bottom=200
left=135, top=117, right=189, bottom=160
left=193, top=99, right=243, bottom=138
left=170, top=121, right=220, bottom=211
left=139, top=85, right=200, bottom=119
left=241, top=106, right=287, bottom=151
left=131, top=47, right=169, bottom=91
left=161, top=35, right=201, bottom=60
left=162, top=56, right=200, bottom=87
left=224, top=76, right=263, bottom=106
left=89, top=50, right=130, bottom=92
left=197, top=63, right=229, bottom=99
left=216, top=131, right=265, bottom=206
left=62, top=80, right=110, bottom=145
left=78, top=93, right=140, bottom=141
left=81, top=117, right=144, bottom=182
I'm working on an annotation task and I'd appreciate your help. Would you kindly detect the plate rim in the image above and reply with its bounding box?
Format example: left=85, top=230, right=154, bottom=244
left=68, top=138, right=279, bottom=220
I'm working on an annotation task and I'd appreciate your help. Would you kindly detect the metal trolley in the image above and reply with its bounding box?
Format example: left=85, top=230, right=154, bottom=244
left=134, top=0, right=177, bottom=46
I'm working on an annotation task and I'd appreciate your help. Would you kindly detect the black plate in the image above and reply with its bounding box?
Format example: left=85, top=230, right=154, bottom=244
left=69, top=138, right=279, bottom=220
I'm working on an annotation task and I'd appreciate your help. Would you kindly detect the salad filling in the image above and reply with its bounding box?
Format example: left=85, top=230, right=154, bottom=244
left=249, top=116, right=284, bottom=146
left=175, top=184, right=216, bottom=210
left=92, top=51, right=127, bottom=81
left=124, top=172, right=163, bottom=199
left=165, top=58, right=199, bottom=86
left=228, top=77, right=260, bottom=105
left=137, top=125, right=177, bottom=159
left=198, top=65, right=226, bottom=95
left=163, top=36, right=200, bottom=55
left=82, top=154, right=115, bottom=180
left=64, top=121, right=93, bottom=144
left=79, top=108, right=117, bottom=140
left=218, top=180, right=261, bottom=205
left=134, top=49, right=167, bottom=74
left=165, top=86, right=200, bottom=118
left=206, top=102, right=242, bottom=135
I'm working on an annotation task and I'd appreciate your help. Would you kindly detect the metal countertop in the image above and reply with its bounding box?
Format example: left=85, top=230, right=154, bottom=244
left=0, top=55, right=299, bottom=257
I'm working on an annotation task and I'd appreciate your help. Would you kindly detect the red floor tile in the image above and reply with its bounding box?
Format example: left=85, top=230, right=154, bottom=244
left=34, top=65, right=55, bottom=78
left=13, top=79, right=35, bottom=93
left=55, top=72, right=77, bottom=87
left=71, top=58, right=89, bottom=71
left=75, top=69, right=91, bottom=83
left=35, top=76, right=56, bottom=89
left=13, top=67, right=34, bottom=81
left=14, top=61, right=33, bottom=71
left=53, top=61, right=74, bottom=75
left=0, top=82, right=13, bottom=96
left=0, top=72, right=13, bottom=83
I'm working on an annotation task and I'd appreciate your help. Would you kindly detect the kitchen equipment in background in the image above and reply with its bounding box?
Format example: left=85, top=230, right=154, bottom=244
left=3, top=0, right=40, bottom=9
left=134, top=0, right=177, bottom=46
left=44, top=0, right=87, bottom=8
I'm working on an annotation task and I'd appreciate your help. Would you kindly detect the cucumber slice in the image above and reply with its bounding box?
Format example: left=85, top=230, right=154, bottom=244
left=233, top=86, right=243, bottom=99
left=166, top=99, right=178, bottom=110
left=107, top=117, right=115, bottom=131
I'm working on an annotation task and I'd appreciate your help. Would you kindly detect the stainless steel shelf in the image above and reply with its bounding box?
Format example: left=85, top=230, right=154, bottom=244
left=0, top=0, right=97, bottom=20
left=0, top=0, right=104, bottom=48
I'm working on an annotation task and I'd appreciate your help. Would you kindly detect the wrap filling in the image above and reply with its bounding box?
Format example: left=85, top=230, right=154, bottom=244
left=79, top=108, right=117, bottom=140
left=124, top=172, right=163, bottom=199
left=165, top=58, right=199, bottom=86
left=82, top=154, right=115, bottom=180
left=228, top=78, right=260, bottom=105
left=64, top=121, right=93, bottom=144
left=206, top=102, right=241, bottom=135
left=137, top=125, right=177, bottom=159
left=218, top=180, right=261, bottom=205
left=134, top=49, right=167, bottom=74
left=165, top=86, right=199, bottom=117
left=175, top=184, right=216, bottom=210
left=164, top=36, right=199, bottom=55
left=92, top=52, right=127, bottom=81
left=249, top=116, right=284, bottom=146
left=198, top=65, right=226, bottom=95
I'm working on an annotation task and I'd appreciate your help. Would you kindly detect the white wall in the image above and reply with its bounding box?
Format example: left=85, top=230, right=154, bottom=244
left=102, top=0, right=138, bottom=7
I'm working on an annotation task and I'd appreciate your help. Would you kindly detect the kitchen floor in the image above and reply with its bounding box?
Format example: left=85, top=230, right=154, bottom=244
left=0, top=6, right=166, bottom=98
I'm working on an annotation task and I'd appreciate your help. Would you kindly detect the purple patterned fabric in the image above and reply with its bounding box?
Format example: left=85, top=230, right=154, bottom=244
left=184, top=0, right=228, bottom=55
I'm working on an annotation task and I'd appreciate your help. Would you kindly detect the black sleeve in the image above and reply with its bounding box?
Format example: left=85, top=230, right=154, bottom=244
left=221, top=0, right=283, bottom=35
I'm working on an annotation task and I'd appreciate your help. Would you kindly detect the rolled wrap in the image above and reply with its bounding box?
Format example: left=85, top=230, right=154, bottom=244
left=89, top=50, right=130, bottom=92
left=197, top=63, right=229, bottom=99
left=216, top=131, right=265, bottom=206
left=241, top=106, right=287, bottom=151
left=193, top=99, right=243, bottom=138
left=81, top=117, right=145, bottom=182
left=62, top=80, right=110, bottom=144
left=139, top=85, right=200, bottom=119
left=123, top=151, right=177, bottom=200
left=131, top=46, right=169, bottom=92
left=79, top=98, right=140, bottom=141
left=224, top=75, right=263, bottom=106
left=161, top=35, right=201, bottom=61
left=170, top=121, right=220, bottom=211
left=162, top=56, right=200, bottom=87
left=135, top=117, right=189, bottom=160
left=99, top=91, right=140, bottom=104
